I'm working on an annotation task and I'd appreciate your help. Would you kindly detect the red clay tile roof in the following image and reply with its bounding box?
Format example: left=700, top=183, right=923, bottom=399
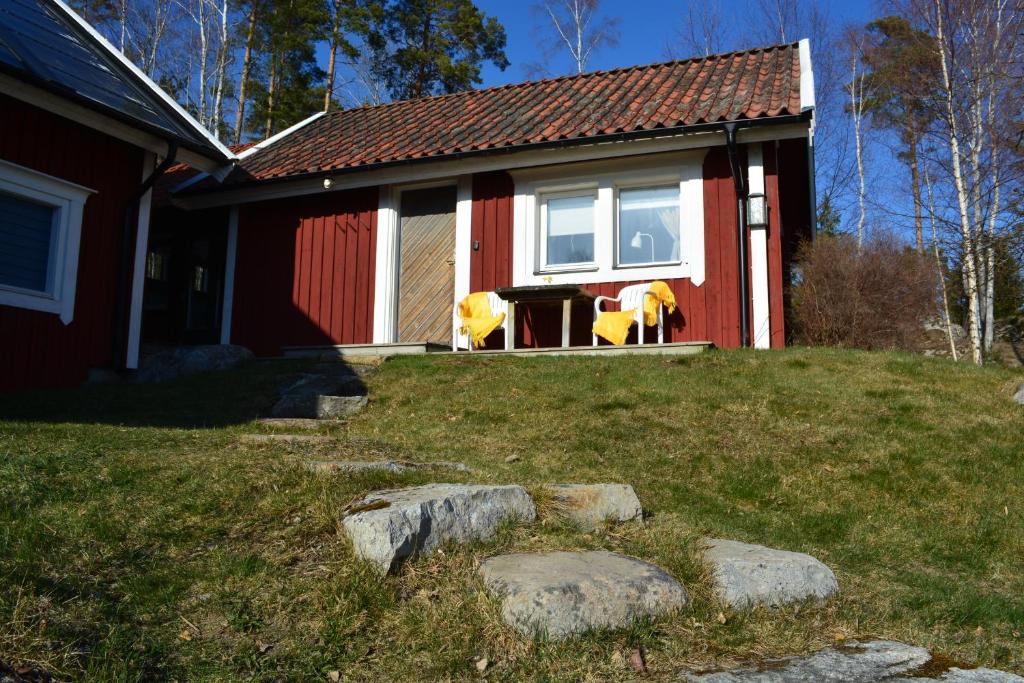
left=233, top=42, right=805, bottom=183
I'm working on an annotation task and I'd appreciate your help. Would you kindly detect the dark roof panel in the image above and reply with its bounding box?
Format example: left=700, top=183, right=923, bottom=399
left=0, top=0, right=228, bottom=160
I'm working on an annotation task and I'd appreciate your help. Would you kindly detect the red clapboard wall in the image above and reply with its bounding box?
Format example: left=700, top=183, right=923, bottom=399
left=468, top=146, right=793, bottom=349
left=0, top=94, right=144, bottom=392
left=230, top=188, right=378, bottom=356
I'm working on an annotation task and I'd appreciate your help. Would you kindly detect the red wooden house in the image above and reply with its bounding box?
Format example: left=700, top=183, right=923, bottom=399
left=166, top=41, right=816, bottom=358
left=0, top=0, right=233, bottom=391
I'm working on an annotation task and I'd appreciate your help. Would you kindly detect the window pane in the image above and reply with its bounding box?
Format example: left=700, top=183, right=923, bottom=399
left=0, top=192, right=54, bottom=292
left=618, top=186, right=680, bottom=265
left=546, top=195, right=594, bottom=266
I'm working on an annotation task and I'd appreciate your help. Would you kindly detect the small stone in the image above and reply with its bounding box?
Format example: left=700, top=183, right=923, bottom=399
left=703, top=538, right=838, bottom=609
left=675, top=640, right=1024, bottom=682
left=475, top=657, right=489, bottom=673
left=343, top=484, right=536, bottom=573
left=1014, top=383, right=1024, bottom=405
left=479, top=550, right=688, bottom=640
left=544, top=484, right=643, bottom=530
left=504, top=454, right=520, bottom=463
left=239, top=433, right=332, bottom=446
left=317, top=394, right=368, bottom=419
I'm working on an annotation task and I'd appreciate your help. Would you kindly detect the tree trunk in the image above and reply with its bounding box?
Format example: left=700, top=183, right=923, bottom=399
left=935, top=0, right=982, bottom=365
left=265, top=56, right=277, bottom=136
left=211, top=0, right=229, bottom=138
left=324, top=0, right=342, bottom=111
left=233, top=5, right=258, bottom=145
left=907, top=124, right=924, bottom=253
left=851, top=53, right=867, bottom=249
left=925, top=167, right=957, bottom=361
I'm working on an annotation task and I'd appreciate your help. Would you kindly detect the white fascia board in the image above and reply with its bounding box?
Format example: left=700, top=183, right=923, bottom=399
left=798, top=38, right=816, bottom=113
left=176, top=123, right=810, bottom=211
left=52, top=0, right=235, bottom=163
left=236, top=112, right=326, bottom=160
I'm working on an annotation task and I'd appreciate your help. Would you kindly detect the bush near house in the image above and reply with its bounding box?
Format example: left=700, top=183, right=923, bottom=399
left=791, top=234, right=938, bottom=351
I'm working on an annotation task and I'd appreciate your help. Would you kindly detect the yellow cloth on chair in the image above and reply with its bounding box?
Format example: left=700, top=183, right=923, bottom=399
left=643, top=280, right=677, bottom=326
left=457, top=292, right=505, bottom=348
left=592, top=309, right=637, bottom=346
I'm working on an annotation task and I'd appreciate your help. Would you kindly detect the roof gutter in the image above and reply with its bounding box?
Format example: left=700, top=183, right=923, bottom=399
left=180, top=112, right=813, bottom=197
left=722, top=122, right=751, bottom=349
left=113, top=142, right=179, bottom=371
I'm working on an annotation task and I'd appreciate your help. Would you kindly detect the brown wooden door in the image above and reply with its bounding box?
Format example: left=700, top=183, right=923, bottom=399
left=397, top=186, right=457, bottom=344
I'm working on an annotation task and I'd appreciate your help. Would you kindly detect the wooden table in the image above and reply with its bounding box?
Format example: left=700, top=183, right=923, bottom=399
left=494, top=284, right=595, bottom=349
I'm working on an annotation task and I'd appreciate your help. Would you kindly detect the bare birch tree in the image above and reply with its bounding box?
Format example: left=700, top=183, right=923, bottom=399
left=532, top=0, right=619, bottom=75
left=924, top=164, right=959, bottom=359
left=848, top=40, right=869, bottom=247
left=666, top=0, right=727, bottom=59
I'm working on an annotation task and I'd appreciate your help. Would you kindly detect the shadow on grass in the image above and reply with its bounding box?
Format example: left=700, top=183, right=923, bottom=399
left=0, top=358, right=362, bottom=429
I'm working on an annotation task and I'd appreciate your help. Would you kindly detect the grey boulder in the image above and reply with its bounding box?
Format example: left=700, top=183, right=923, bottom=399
left=342, top=484, right=535, bottom=573
left=479, top=550, right=688, bottom=640
left=136, top=345, right=254, bottom=383
left=545, top=483, right=643, bottom=530
left=271, top=370, right=365, bottom=418
left=677, top=640, right=1023, bottom=682
left=704, top=538, right=838, bottom=608
left=316, top=394, right=368, bottom=419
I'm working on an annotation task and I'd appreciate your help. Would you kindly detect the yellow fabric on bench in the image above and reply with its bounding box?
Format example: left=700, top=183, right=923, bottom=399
left=458, top=292, right=506, bottom=348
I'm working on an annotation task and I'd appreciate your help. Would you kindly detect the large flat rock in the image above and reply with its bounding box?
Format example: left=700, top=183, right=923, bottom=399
left=479, top=550, right=688, bottom=640
left=545, top=484, right=643, bottom=530
left=677, top=640, right=1023, bottom=682
left=316, top=394, right=368, bottom=419
left=136, top=344, right=253, bottom=383
left=704, top=538, right=838, bottom=608
left=342, top=484, right=535, bottom=573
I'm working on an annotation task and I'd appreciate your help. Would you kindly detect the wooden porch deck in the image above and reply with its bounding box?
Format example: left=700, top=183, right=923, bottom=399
left=282, top=341, right=714, bottom=361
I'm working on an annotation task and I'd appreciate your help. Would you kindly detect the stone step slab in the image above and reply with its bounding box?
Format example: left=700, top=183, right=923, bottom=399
left=239, top=433, right=333, bottom=446
left=342, top=484, right=536, bottom=573
left=479, top=550, right=688, bottom=640
left=305, top=460, right=471, bottom=474
left=316, top=394, right=368, bottom=419
left=677, top=640, right=1023, bottom=682
left=544, top=483, right=643, bottom=530
left=257, top=418, right=323, bottom=429
left=704, top=538, right=838, bottom=608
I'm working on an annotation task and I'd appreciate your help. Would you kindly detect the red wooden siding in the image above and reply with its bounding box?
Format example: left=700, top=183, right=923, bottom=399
left=0, top=94, right=144, bottom=392
left=231, top=188, right=378, bottom=356
left=764, top=141, right=786, bottom=348
left=470, top=148, right=759, bottom=349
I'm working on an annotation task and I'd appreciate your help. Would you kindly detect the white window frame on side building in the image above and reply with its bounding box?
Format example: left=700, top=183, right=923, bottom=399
left=511, top=150, right=707, bottom=287
left=0, top=159, right=94, bottom=324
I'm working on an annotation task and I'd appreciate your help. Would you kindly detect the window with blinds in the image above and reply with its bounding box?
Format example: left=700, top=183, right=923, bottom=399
left=0, top=192, right=56, bottom=293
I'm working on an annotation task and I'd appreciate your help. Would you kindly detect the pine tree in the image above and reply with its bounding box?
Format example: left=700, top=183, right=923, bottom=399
left=363, top=0, right=508, bottom=101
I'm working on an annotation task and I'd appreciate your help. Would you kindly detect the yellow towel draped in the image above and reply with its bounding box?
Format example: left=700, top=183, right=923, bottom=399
left=457, top=292, right=505, bottom=348
left=591, top=281, right=677, bottom=345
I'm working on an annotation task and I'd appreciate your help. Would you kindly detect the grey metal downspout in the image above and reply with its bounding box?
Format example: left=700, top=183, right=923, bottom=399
left=112, top=142, right=179, bottom=370
left=806, top=132, right=817, bottom=239
left=722, top=122, right=750, bottom=348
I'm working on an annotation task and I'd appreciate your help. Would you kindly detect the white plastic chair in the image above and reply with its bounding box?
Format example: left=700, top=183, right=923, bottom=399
left=592, top=283, right=665, bottom=346
left=452, top=291, right=510, bottom=351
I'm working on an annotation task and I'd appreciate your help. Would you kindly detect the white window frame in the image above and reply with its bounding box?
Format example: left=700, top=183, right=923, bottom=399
left=614, top=182, right=684, bottom=269
left=512, top=150, right=707, bottom=287
left=538, top=187, right=599, bottom=273
left=0, top=159, right=94, bottom=324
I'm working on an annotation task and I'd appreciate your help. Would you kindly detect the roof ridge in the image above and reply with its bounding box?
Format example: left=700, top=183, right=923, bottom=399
left=327, top=41, right=801, bottom=118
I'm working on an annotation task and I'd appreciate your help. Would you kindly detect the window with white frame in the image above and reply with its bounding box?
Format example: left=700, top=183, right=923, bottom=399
left=540, top=190, right=596, bottom=270
left=514, top=154, right=706, bottom=287
left=0, top=159, right=93, bottom=324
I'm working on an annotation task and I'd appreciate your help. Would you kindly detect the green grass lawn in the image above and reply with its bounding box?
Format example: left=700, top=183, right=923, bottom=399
left=1, top=348, right=1022, bottom=681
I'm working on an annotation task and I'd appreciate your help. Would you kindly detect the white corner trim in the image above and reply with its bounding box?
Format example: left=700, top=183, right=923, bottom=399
left=52, top=0, right=235, bottom=162
left=236, top=112, right=326, bottom=160
left=372, top=187, right=399, bottom=343
left=512, top=153, right=706, bottom=288
left=125, top=152, right=156, bottom=369
left=799, top=38, right=816, bottom=113
left=453, top=176, right=473, bottom=347
left=747, top=144, right=770, bottom=349
left=220, top=206, right=239, bottom=344
left=0, top=158, right=95, bottom=324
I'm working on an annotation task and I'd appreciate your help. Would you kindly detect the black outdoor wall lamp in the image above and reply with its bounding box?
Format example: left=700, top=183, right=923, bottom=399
left=747, top=192, right=767, bottom=229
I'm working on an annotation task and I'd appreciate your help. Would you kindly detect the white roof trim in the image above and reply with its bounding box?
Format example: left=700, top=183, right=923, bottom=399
left=798, top=38, right=815, bottom=112
left=51, top=0, right=236, bottom=162
left=237, top=111, right=326, bottom=159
